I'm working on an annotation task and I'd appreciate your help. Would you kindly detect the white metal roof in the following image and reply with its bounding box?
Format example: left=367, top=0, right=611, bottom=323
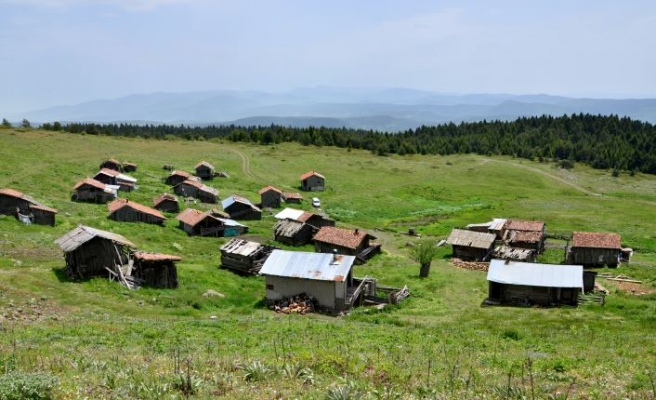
left=274, top=207, right=306, bottom=221
left=260, top=250, right=355, bottom=282
left=487, top=259, right=583, bottom=289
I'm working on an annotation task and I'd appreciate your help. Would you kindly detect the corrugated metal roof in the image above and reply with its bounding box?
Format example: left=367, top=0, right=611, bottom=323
left=446, top=229, right=496, bottom=249
left=73, top=178, right=106, bottom=190
left=216, top=217, right=247, bottom=227
left=572, top=231, right=621, bottom=249
left=260, top=250, right=355, bottom=282
left=313, top=226, right=373, bottom=250
left=487, top=259, right=583, bottom=288
left=466, top=218, right=506, bottom=231
left=274, top=208, right=306, bottom=221
left=55, top=224, right=135, bottom=252
left=222, top=195, right=260, bottom=211
left=176, top=208, right=210, bottom=226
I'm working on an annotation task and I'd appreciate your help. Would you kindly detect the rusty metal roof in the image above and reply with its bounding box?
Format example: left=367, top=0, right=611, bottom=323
left=446, top=229, right=496, bottom=249
left=312, top=226, right=374, bottom=250
left=258, top=185, right=283, bottom=195
left=178, top=179, right=219, bottom=196
left=169, top=170, right=194, bottom=178
left=504, top=219, right=545, bottom=232
left=260, top=249, right=355, bottom=282
left=0, top=188, right=57, bottom=212
left=176, top=208, right=212, bottom=226
left=572, top=232, right=621, bottom=249
left=107, top=198, right=166, bottom=220
left=73, top=178, right=106, bottom=190
left=55, top=224, right=135, bottom=253
left=132, top=251, right=181, bottom=262
left=283, top=192, right=303, bottom=200
left=300, top=170, right=325, bottom=180
left=153, top=193, right=178, bottom=207
left=29, top=203, right=58, bottom=213
left=488, top=259, right=583, bottom=289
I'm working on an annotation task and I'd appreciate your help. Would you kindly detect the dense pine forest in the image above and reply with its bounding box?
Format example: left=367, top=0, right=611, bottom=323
left=34, top=113, right=656, bottom=175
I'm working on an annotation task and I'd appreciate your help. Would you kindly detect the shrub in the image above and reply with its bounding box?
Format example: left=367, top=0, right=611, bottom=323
left=0, top=372, right=58, bottom=400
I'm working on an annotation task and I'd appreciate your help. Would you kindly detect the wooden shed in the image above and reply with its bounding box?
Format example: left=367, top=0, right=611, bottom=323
left=313, top=226, right=379, bottom=262
left=173, top=179, right=219, bottom=204
left=122, top=162, right=137, bottom=173
left=446, top=229, right=496, bottom=261
left=165, top=170, right=196, bottom=186
left=282, top=192, right=303, bottom=204
left=175, top=208, right=247, bottom=237
left=258, top=185, right=283, bottom=208
left=55, top=225, right=135, bottom=279
left=486, top=259, right=583, bottom=307
left=153, top=193, right=180, bottom=213
left=222, top=195, right=262, bottom=220
left=273, top=218, right=317, bottom=246
left=466, top=218, right=507, bottom=239
left=131, top=252, right=180, bottom=288
left=93, top=168, right=138, bottom=191
left=195, top=161, right=215, bottom=180
left=502, top=219, right=546, bottom=253
left=300, top=171, right=325, bottom=191
left=0, top=188, right=58, bottom=226
left=274, top=208, right=335, bottom=228
left=219, top=238, right=277, bottom=275
left=100, top=158, right=122, bottom=172
left=568, top=231, right=622, bottom=268
left=72, top=178, right=118, bottom=203
left=107, top=198, right=166, bottom=225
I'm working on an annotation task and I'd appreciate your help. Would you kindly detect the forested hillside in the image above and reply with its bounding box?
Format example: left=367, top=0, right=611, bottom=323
left=34, top=113, right=656, bottom=174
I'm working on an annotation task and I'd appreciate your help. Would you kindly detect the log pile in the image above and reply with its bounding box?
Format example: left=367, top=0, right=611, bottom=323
left=452, top=258, right=489, bottom=272
left=269, top=293, right=317, bottom=315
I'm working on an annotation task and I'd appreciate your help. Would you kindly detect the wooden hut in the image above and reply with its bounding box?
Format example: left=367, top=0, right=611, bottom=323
left=466, top=218, right=507, bottom=239
left=107, top=198, right=166, bottom=225
left=153, top=193, right=180, bottom=213
left=258, top=185, right=283, bottom=208
left=100, top=158, right=121, bottom=172
left=313, top=226, right=379, bottom=262
left=131, top=252, right=180, bottom=288
left=446, top=229, right=496, bottom=261
left=219, top=238, right=277, bottom=275
left=195, top=161, right=215, bottom=180
left=502, top=219, right=546, bottom=253
left=55, top=225, right=135, bottom=279
left=122, top=162, right=137, bottom=173
left=0, top=188, right=57, bottom=226
left=282, top=192, right=303, bottom=204
left=93, top=168, right=138, bottom=191
left=486, top=259, right=583, bottom=307
left=175, top=208, right=248, bottom=237
left=173, top=179, right=218, bottom=203
left=273, top=218, right=317, bottom=246
left=165, top=170, right=196, bottom=186
left=568, top=232, right=622, bottom=268
left=72, top=178, right=118, bottom=203
left=300, top=171, right=325, bottom=191
left=274, top=207, right=335, bottom=228
left=222, top=195, right=262, bottom=220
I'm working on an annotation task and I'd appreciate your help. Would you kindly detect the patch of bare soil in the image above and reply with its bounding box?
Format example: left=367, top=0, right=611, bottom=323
left=0, top=287, right=69, bottom=323
left=614, top=281, right=656, bottom=296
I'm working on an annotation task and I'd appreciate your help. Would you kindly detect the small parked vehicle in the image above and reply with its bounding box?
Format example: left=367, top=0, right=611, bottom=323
left=312, top=197, right=321, bottom=207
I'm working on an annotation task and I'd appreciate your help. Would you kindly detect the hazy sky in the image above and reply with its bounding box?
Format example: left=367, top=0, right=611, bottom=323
left=2, top=0, right=656, bottom=115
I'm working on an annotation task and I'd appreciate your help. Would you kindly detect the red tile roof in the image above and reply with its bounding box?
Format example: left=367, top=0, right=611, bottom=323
left=300, top=170, right=325, bottom=180
left=107, top=198, right=166, bottom=219
left=0, top=188, right=25, bottom=198
left=258, top=185, right=283, bottom=195
left=73, top=178, right=106, bottom=190
left=505, top=219, right=545, bottom=232
left=133, top=251, right=181, bottom=262
left=572, top=232, right=621, bottom=249
left=313, top=226, right=372, bottom=250
left=176, top=208, right=212, bottom=226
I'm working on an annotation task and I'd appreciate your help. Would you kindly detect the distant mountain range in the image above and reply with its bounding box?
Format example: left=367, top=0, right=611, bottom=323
left=12, top=87, right=656, bottom=132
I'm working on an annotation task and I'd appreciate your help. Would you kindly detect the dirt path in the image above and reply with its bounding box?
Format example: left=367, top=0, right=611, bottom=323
left=226, top=147, right=260, bottom=181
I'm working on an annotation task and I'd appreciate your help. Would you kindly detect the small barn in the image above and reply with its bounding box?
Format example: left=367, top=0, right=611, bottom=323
left=100, top=158, right=122, bottom=172
left=122, top=162, right=137, bottom=173
left=260, top=250, right=357, bottom=312
left=446, top=229, right=496, bottom=261
left=258, top=185, right=283, bottom=208
left=173, top=179, right=219, bottom=203
left=0, top=188, right=58, bottom=226
left=568, top=231, right=622, bottom=268
left=466, top=218, right=507, bottom=239
left=222, top=195, right=262, bottom=220
left=273, top=218, right=317, bottom=246
left=486, top=259, right=583, bottom=307
left=93, top=168, right=138, bottom=191
left=502, top=219, right=546, bottom=253
left=131, top=252, right=180, bottom=288
left=282, top=192, right=303, bottom=204
left=55, top=224, right=135, bottom=279
left=175, top=208, right=247, bottom=237
left=300, top=171, right=325, bottom=191
left=313, top=226, right=379, bottom=262
left=107, top=198, right=166, bottom=225
left=153, top=193, right=180, bottom=213
left=220, top=238, right=277, bottom=275
left=72, top=178, right=118, bottom=203
left=165, top=170, right=196, bottom=186
left=195, top=161, right=215, bottom=180
left=274, top=207, right=335, bottom=228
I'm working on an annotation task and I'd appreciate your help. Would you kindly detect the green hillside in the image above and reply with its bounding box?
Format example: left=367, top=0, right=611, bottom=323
left=0, top=129, right=655, bottom=399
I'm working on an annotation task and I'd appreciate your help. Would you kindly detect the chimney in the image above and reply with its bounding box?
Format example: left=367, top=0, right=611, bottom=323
left=354, top=228, right=359, bottom=235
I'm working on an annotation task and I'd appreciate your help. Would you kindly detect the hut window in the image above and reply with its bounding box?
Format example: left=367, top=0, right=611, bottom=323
left=266, top=284, right=274, bottom=290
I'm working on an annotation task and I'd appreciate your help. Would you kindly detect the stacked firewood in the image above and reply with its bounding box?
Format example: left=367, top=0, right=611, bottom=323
left=270, top=293, right=316, bottom=315
left=452, top=258, right=489, bottom=272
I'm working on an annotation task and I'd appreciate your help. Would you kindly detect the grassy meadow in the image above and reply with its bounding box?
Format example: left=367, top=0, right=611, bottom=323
left=0, top=128, right=655, bottom=399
